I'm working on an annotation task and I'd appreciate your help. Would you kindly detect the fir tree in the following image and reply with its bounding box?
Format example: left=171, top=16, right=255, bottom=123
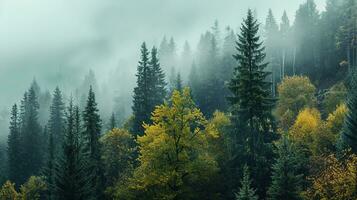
left=228, top=9, right=276, bottom=198
left=132, top=42, right=151, bottom=136
left=7, top=104, right=21, bottom=184
left=54, top=100, right=91, bottom=200
left=342, top=71, right=357, bottom=153
left=175, top=72, right=183, bottom=92
left=108, top=112, right=116, bottom=131
left=82, top=86, right=104, bottom=199
left=149, top=46, right=167, bottom=107
left=235, top=165, right=258, bottom=200
left=19, top=86, right=43, bottom=184
left=48, top=87, right=65, bottom=152
left=267, top=135, right=303, bottom=200
left=132, top=43, right=166, bottom=136
left=43, top=127, right=55, bottom=200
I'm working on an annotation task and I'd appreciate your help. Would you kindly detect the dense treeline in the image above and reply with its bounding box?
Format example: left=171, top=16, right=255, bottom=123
left=1, top=0, right=357, bottom=199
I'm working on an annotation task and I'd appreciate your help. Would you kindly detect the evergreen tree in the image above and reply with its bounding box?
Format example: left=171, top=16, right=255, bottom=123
left=7, top=104, right=21, bottom=184
left=188, top=62, right=200, bottom=102
left=293, top=0, right=320, bottom=80
left=43, top=127, right=55, bottom=200
left=48, top=87, right=65, bottom=152
left=108, top=112, right=116, bottom=131
left=82, top=86, right=104, bottom=199
left=19, top=86, right=43, bottom=184
left=132, top=42, right=152, bottom=136
left=54, top=100, right=91, bottom=200
left=175, top=72, right=183, bottom=92
left=132, top=43, right=166, bottom=136
left=149, top=46, right=167, bottom=107
left=235, top=165, right=258, bottom=200
left=267, top=135, right=303, bottom=200
left=265, top=9, right=280, bottom=93
left=228, top=9, right=276, bottom=198
left=342, top=71, right=357, bottom=153
left=280, top=11, right=291, bottom=76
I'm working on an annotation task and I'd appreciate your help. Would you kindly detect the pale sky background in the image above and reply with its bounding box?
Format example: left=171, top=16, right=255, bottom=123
left=0, top=0, right=326, bottom=138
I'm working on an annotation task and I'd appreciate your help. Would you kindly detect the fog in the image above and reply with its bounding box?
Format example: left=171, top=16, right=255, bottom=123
left=0, top=0, right=325, bottom=140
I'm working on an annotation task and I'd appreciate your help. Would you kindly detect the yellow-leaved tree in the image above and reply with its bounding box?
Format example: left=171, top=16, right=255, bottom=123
left=116, top=88, right=219, bottom=200
left=276, top=76, right=317, bottom=131
left=304, top=154, right=357, bottom=200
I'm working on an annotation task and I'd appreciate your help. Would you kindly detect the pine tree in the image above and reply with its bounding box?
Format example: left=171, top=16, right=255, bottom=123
left=19, top=86, right=43, bottom=184
left=82, top=86, right=104, bottom=199
left=280, top=11, right=290, bottom=76
left=48, top=87, right=65, bottom=152
left=54, top=100, right=91, bottom=200
left=265, top=9, right=281, bottom=91
left=342, top=71, right=357, bottom=153
left=108, top=112, right=116, bottom=131
left=7, top=104, right=21, bottom=184
left=132, top=42, right=152, bottom=136
left=235, top=165, right=258, bottom=200
left=132, top=43, right=167, bottom=136
left=149, top=46, right=167, bottom=107
left=228, top=9, right=276, bottom=198
left=43, top=127, right=55, bottom=200
left=175, top=72, right=183, bottom=92
left=267, top=135, right=303, bottom=200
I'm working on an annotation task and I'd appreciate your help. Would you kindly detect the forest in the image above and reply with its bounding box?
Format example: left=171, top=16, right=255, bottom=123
left=0, top=0, right=357, bottom=199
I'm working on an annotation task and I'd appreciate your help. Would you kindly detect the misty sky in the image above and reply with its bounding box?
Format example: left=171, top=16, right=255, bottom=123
left=0, top=0, right=325, bottom=119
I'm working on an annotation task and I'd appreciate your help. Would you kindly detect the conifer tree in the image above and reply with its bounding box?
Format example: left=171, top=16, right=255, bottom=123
left=43, top=127, right=55, bottom=200
left=132, top=43, right=167, bottom=136
left=175, top=72, right=183, bottom=92
left=228, top=9, right=276, bottom=198
left=342, top=71, right=357, bottom=153
left=108, top=112, right=116, bottom=131
left=149, top=46, right=167, bottom=107
left=48, top=87, right=65, bottom=152
left=235, top=165, right=258, bottom=200
left=82, top=86, right=104, bottom=199
left=132, top=42, right=151, bottom=136
left=267, top=135, right=303, bottom=200
left=19, top=86, right=43, bottom=184
left=7, top=104, right=21, bottom=184
left=54, top=100, right=91, bottom=200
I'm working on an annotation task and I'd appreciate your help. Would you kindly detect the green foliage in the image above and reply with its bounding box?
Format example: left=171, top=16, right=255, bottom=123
left=323, top=82, right=347, bottom=115
left=235, top=165, right=258, bottom=200
left=267, top=136, right=303, bottom=200
left=0, top=181, right=18, bottom=200
left=228, top=9, right=276, bottom=198
left=276, top=76, right=316, bottom=130
left=100, top=128, right=135, bottom=193
left=19, top=176, right=46, bottom=200
left=54, top=101, right=92, bottom=200
left=7, top=104, right=21, bottom=184
left=342, top=72, right=357, bottom=153
left=118, top=88, right=219, bottom=200
left=132, top=43, right=167, bottom=136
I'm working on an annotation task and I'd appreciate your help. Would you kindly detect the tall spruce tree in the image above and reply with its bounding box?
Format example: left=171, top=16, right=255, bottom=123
left=43, top=127, right=55, bottom=200
left=82, top=86, right=104, bottom=199
left=132, top=43, right=167, bottom=136
left=342, top=71, right=357, bottom=153
left=228, top=9, right=276, bottom=198
left=54, top=100, right=91, bottom=200
left=235, top=165, right=259, bottom=200
left=19, top=86, right=43, bottom=184
left=149, top=46, right=167, bottom=108
left=132, top=42, right=151, bottom=136
left=7, top=104, right=21, bottom=184
left=48, top=87, right=65, bottom=152
left=267, top=135, right=303, bottom=200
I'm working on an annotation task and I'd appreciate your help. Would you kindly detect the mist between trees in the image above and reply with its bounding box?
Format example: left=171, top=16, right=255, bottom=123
left=0, top=0, right=357, bottom=199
